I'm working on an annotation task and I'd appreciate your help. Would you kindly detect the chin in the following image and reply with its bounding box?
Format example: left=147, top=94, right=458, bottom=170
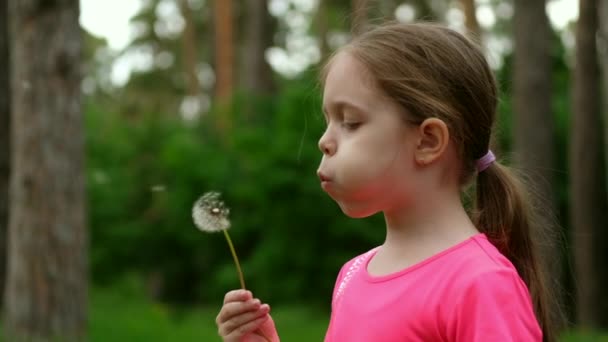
left=338, top=202, right=378, bottom=218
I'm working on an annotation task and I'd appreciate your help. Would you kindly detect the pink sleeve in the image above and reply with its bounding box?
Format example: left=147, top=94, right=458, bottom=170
left=447, top=270, right=543, bottom=341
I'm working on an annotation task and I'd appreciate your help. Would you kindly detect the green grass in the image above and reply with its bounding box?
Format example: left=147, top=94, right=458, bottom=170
left=90, top=286, right=328, bottom=341
left=561, top=331, right=608, bottom=342
left=90, top=285, right=608, bottom=341
left=2, top=283, right=608, bottom=341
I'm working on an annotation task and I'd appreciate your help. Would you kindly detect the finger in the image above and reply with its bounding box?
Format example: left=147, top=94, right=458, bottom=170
left=216, top=298, right=262, bottom=325
left=217, top=290, right=253, bottom=325
left=219, top=304, right=270, bottom=336
left=223, top=314, right=270, bottom=340
left=224, top=289, right=252, bottom=304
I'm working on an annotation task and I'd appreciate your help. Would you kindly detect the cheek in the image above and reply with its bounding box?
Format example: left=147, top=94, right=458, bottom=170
left=338, top=137, right=409, bottom=186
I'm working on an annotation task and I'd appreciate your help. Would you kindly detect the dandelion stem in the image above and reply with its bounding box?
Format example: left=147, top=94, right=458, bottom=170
left=223, top=229, right=246, bottom=289
left=223, top=231, right=271, bottom=341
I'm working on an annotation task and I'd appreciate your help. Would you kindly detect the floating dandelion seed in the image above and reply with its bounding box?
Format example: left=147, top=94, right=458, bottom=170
left=193, top=192, right=245, bottom=289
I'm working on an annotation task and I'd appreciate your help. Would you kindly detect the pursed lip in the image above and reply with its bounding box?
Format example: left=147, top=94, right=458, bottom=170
left=317, top=171, right=331, bottom=183
left=317, top=171, right=333, bottom=190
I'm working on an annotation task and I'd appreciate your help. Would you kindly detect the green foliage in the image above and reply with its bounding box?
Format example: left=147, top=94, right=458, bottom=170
left=86, top=71, right=384, bottom=308
left=85, top=36, right=576, bottom=320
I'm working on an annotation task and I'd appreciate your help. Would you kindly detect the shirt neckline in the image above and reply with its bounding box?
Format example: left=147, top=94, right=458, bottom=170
left=362, top=233, right=487, bottom=283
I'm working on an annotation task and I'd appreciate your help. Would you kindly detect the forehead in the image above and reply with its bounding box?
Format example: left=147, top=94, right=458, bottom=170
left=322, top=52, right=382, bottom=110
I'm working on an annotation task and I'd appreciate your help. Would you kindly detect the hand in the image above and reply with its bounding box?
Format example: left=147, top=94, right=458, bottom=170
left=216, top=289, right=280, bottom=342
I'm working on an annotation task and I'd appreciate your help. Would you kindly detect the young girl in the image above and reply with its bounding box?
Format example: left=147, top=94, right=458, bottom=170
left=215, top=22, right=559, bottom=342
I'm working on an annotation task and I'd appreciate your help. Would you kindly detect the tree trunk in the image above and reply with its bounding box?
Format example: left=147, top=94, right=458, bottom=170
left=601, top=0, right=608, bottom=169
left=411, top=0, right=436, bottom=21
left=378, top=0, right=397, bottom=19
left=351, top=0, right=368, bottom=36
left=179, top=0, right=201, bottom=97
left=594, top=0, right=608, bottom=327
left=242, top=0, right=275, bottom=96
left=4, top=0, right=87, bottom=340
left=459, top=0, right=481, bottom=42
left=314, top=0, right=331, bottom=62
left=0, top=0, right=10, bottom=310
left=571, top=0, right=608, bottom=328
left=214, top=0, right=234, bottom=103
left=214, top=0, right=234, bottom=134
left=513, top=0, right=563, bottom=322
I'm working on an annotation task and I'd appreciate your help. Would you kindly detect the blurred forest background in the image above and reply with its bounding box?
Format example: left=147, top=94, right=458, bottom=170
left=1, top=0, right=608, bottom=340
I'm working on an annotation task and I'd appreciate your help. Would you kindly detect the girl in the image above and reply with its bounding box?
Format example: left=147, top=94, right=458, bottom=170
left=215, top=22, right=560, bottom=341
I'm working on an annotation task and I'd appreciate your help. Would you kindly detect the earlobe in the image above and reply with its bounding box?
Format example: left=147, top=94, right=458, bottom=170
left=414, top=118, right=449, bottom=166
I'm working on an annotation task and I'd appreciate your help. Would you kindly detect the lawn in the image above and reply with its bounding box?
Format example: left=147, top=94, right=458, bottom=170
left=1, top=284, right=607, bottom=341
left=90, top=286, right=329, bottom=341
left=89, top=285, right=608, bottom=341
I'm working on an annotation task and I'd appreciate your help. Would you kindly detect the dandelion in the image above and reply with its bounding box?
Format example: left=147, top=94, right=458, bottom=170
left=192, top=191, right=246, bottom=289
left=193, top=192, right=273, bottom=342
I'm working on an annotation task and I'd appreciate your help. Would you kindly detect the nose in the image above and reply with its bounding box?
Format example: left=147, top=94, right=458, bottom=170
left=318, top=130, right=337, bottom=156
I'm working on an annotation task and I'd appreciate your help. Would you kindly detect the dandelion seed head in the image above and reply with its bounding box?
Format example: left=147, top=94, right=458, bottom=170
left=192, top=191, right=231, bottom=232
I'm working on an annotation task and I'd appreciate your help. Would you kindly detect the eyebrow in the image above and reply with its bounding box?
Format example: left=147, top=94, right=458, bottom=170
left=322, top=100, right=368, bottom=116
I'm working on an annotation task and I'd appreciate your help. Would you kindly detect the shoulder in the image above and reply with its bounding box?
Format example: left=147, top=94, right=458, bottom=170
left=429, top=234, right=525, bottom=292
left=331, top=247, right=379, bottom=306
left=340, top=247, right=379, bottom=273
left=448, top=234, right=518, bottom=274
left=442, top=235, right=535, bottom=317
left=442, top=235, right=542, bottom=341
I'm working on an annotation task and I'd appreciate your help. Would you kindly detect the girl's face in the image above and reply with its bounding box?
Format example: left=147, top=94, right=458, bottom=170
left=317, top=52, right=420, bottom=218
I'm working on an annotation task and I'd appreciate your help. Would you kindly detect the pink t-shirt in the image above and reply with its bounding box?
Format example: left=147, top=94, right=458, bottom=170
left=324, top=234, right=542, bottom=341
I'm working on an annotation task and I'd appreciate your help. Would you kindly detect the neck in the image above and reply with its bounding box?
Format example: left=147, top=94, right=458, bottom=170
left=381, top=187, right=479, bottom=255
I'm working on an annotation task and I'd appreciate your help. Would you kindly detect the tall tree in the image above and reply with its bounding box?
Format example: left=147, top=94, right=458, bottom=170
left=512, top=0, right=559, bottom=280
left=241, top=0, right=275, bottom=96
left=119, top=0, right=215, bottom=117
left=4, top=0, right=87, bottom=340
left=214, top=0, right=234, bottom=134
left=410, top=0, right=437, bottom=21
left=214, top=0, right=234, bottom=103
left=314, top=0, right=331, bottom=61
left=598, top=0, right=608, bottom=325
left=600, top=0, right=608, bottom=180
left=459, top=0, right=481, bottom=41
left=0, top=0, right=10, bottom=310
left=180, top=0, right=201, bottom=97
left=351, top=0, right=369, bottom=35
left=378, top=0, right=397, bottom=19
left=571, top=0, right=608, bottom=328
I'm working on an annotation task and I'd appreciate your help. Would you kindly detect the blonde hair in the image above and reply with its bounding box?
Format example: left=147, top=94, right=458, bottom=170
left=323, top=22, right=562, bottom=341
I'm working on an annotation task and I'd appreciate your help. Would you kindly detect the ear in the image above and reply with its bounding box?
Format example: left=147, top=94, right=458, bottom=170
left=414, top=118, right=450, bottom=167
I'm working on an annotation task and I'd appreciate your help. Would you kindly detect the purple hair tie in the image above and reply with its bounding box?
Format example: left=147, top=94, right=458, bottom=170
left=476, top=150, right=496, bottom=172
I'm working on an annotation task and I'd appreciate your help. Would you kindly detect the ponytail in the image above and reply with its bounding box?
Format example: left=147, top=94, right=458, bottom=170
left=474, top=162, right=562, bottom=342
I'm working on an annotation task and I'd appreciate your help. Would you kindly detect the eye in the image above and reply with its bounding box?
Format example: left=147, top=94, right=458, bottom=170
left=341, top=121, right=361, bottom=130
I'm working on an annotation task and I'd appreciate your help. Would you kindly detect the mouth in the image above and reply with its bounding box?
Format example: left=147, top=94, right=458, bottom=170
left=317, top=171, right=331, bottom=182
left=317, top=172, right=333, bottom=190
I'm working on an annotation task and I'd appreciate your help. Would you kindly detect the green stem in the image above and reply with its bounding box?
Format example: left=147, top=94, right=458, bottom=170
left=222, top=230, right=272, bottom=342
left=223, top=229, right=246, bottom=289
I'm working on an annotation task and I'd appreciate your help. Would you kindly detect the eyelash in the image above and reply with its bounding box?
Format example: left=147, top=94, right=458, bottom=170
left=341, top=122, right=361, bottom=130
left=323, top=112, right=361, bottom=131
